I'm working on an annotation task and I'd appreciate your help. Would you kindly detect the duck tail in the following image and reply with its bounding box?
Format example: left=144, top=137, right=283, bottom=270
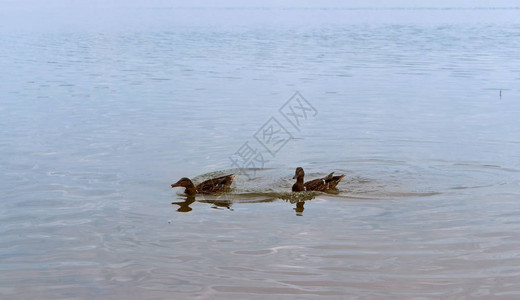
left=334, top=174, right=346, bottom=182
left=324, top=172, right=334, bottom=181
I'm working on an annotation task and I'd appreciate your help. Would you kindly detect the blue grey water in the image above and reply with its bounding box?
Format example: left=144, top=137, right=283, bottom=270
left=1, top=1, right=520, bottom=298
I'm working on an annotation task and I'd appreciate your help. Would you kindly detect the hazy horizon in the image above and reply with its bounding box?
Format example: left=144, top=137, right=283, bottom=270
left=2, top=0, right=520, bottom=33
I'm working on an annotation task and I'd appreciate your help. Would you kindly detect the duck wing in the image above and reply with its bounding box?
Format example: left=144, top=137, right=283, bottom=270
left=327, top=174, right=346, bottom=189
left=304, top=177, right=330, bottom=191
left=196, top=174, right=235, bottom=194
left=304, top=172, right=345, bottom=191
left=324, top=172, right=334, bottom=181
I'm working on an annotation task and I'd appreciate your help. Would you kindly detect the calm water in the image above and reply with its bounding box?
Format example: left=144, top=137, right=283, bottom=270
left=1, top=2, right=520, bottom=299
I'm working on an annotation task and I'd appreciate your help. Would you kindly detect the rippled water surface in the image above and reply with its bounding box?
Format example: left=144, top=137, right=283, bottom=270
left=1, top=2, right=520, bottom=298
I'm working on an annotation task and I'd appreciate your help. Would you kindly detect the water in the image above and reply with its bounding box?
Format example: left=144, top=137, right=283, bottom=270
left=1, top=2, right=520, bottom=298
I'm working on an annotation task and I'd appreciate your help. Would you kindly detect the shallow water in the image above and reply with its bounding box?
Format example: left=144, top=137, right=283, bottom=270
left=1, top=2, right=520, bottom=298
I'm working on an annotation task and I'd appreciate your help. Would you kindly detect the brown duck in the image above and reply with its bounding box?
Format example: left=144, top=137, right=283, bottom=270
left=292, top=167, right=345, bottom=192
left=171, top=174, right=235, bottom=195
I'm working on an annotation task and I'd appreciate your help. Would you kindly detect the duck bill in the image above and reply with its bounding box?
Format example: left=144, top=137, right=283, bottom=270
left=292, top=175, right=297, bottom=179
left=171, top=183, right=180, bottom=188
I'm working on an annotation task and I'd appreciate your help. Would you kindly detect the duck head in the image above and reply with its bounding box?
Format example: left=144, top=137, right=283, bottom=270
left=171, top=177, right=193, bottom=188
left=171, top=177, right=198, bottom=195
left=293, top=167, right=305, bottom=179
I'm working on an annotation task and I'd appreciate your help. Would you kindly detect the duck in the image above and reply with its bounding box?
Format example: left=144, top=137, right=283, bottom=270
left=292, top=167, right=345, bottom=192
left=171, top=174, right=235, bottom=195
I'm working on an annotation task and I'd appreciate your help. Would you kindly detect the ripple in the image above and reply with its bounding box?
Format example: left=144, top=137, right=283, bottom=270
left=232, top=249, right=274, bottom=256
left=211, top=286, right=346, bottom=296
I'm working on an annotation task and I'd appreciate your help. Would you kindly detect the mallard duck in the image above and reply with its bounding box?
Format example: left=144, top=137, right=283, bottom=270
left=171, top=174, right=235, bottom=195
left=292, top=167, right=345, bottom=192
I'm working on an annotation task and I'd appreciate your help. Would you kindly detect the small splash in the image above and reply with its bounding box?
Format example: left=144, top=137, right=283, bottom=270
left=277, top=191, right=318, bottom=203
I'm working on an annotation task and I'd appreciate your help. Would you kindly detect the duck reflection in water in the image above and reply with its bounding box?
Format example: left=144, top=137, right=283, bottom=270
left=171, top=196, right=196, bottom=212
left=213, top=201, right=233, bottom=210
left=278, top=191, right=316, bottom=216
left=294, top=201, right=305, bottom=216
left=200, top=196, right=233, bottom=211
left=171, top=194, right=233, bottom=212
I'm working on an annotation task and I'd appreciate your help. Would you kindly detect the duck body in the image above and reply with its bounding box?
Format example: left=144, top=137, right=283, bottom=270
left=171, top=174, right=235, bottom=195
left=292, top=167, right=345, bottom=192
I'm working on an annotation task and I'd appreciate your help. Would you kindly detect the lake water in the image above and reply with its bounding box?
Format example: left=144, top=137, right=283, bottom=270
left=1, top=2, right=520, bottom=298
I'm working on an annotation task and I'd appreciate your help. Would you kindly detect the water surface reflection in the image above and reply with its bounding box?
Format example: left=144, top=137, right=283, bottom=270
left=170, top=185, right=318, bottom=215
